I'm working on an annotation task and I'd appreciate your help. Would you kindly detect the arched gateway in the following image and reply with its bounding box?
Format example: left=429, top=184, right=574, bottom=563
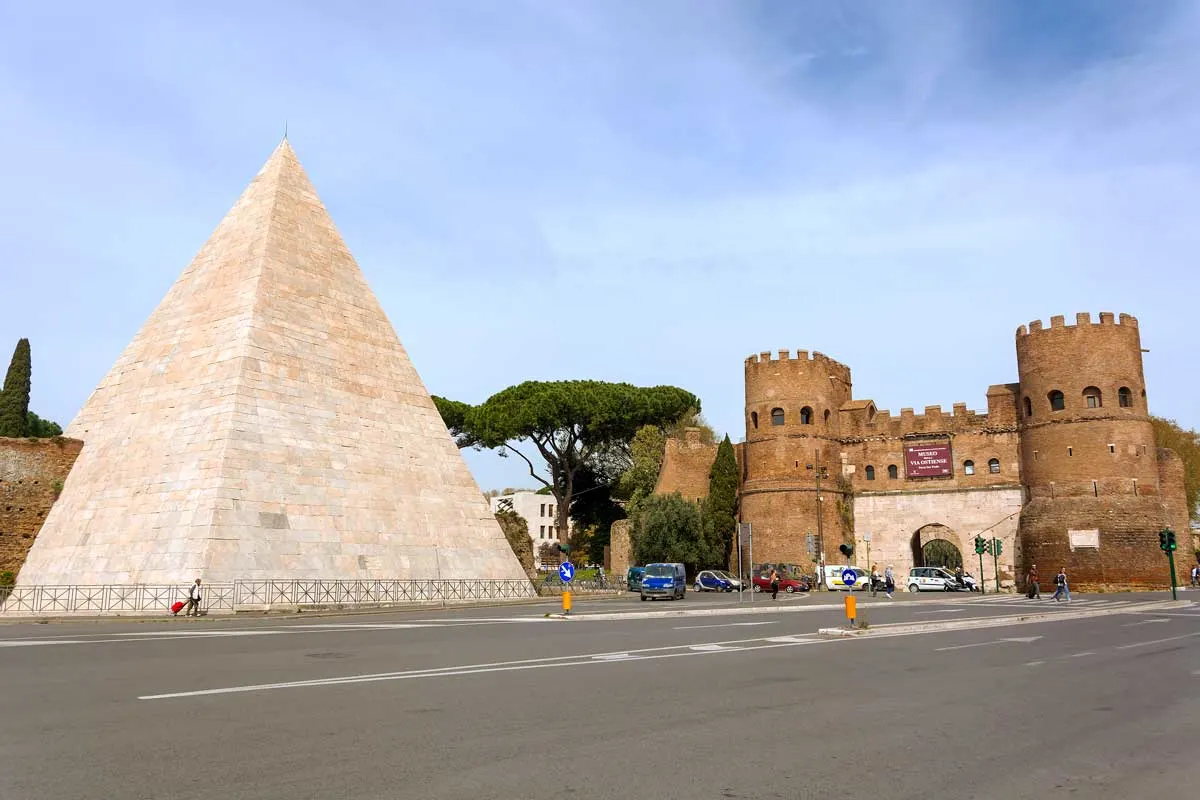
left=911, top=524, right=965, bottom=571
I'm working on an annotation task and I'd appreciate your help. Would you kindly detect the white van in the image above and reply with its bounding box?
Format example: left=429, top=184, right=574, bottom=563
left=823, top=565, right=870, bottom=591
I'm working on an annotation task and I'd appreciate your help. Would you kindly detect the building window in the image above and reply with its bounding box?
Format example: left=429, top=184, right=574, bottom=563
left=824, top=409, right=831, bottom=424
left=988, top=458, right=1000, bottom=474
left=800, top=406, right=813, bottom=425
left=865, top=465, right=875, bottom=481
left=1048, top=390, right=1065, bottom=411
left=539, top=525, right=545, bottom=538
left=1024, top=397, right=1033, bottom=418
left=549, top=505, right=555, bottom=517
left=771, top=408, right=785, bottom=426
left=1083, top=386, right=1102, bottom=408
left=1067, top=447, right=1073, bottom=457
left=1108, top=444, right=1115, bottom=454
left=1118, top=387, right=1133, bottom=408
left=963, top=460, right=975, bottom=475
left=540, top=503, right=546, bottom=517
left=887, top=464, right=898, bottom=480
left=751, top=411, right=758, bottom=429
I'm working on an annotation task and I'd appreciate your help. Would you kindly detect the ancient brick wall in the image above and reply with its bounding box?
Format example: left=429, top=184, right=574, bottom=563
left=609, top=519, right=632, bottom=577
left=654, top=428, right=717, bottom=502
left=0, top=437, right=83, bottom=577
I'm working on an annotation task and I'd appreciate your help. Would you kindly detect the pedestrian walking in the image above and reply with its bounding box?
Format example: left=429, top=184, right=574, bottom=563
left=185, top=578, right=202, bottom=616
left=1052, top=567, right=1070, bottom=602
left=1191, top=564, right=1199, bottom=588
left=884, top=565, right=895, bottom=599
left=769, top=568, right=780, bottom=601
left=870, top=564, right=881, bottom=597
left=1027, top=564, right=1041, bottom=599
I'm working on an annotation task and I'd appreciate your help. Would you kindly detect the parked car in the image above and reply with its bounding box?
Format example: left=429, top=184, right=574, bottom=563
left=693, top=570, right=736, bottom=592
left=640, top=562, right=687, bottom=601
left=822, top=565, right=870, bottom=591
left=712, top=570, right=745, bottom=591
left=907, top=566, right=970, bottom=592
left=626, top=566, right=645, bottom=592
left=751, top=574, right=810, bottom=594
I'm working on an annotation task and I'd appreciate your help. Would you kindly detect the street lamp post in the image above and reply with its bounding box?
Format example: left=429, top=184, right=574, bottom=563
left=807, top=462, right=828, bottom=590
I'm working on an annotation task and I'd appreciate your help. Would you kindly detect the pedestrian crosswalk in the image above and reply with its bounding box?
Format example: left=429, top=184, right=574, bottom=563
left=961, top=594, right=1166, bottom=610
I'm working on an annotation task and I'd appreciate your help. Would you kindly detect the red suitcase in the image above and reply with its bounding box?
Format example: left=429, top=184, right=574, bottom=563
left=171, top=601, right=186, bottom=614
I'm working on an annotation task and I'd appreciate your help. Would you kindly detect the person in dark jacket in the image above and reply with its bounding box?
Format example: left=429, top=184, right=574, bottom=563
left=1027, top=565, right=1041, bottom=599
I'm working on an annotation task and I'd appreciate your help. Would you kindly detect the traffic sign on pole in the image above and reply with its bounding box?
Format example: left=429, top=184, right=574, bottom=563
left=558, top=561, right=575, bottom=584
left=841, top=568, right=857, bottom=589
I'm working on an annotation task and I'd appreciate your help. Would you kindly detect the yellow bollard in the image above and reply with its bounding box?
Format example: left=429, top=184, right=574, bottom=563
left=562, top=590, right=572, bottom=615
left=844, top=594, right=856, bottom=626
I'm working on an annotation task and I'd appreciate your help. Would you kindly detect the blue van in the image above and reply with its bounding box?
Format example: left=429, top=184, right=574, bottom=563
left=640, top=563, right=687, bottom=601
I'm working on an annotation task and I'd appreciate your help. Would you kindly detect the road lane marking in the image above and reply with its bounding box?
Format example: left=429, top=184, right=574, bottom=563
left=913, top=609, right=963, bottom=615
left=0, top=639, right=93, bottom=647
left=673, top=622, right=777, bottom=630
left=688, top=644, right=744, bottom=651
left=114, top=630, right=286, bottom=637
left=1120, top=618, right=1170, bottom=627
left=1115, top=631, right=1200, bottom=650
left=1068, top=651, right=1096, bottom=658
left=936, top=635, right=1042, bottom=651
left=139, top=636, right=822, bottom=700
left=1024, top=661, right=1045, bottom=667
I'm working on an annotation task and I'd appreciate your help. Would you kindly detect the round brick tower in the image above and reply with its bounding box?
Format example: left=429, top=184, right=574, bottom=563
left=741, top=349, right=853, bottom=572
left=1015, top=312, right=1187, bottom=588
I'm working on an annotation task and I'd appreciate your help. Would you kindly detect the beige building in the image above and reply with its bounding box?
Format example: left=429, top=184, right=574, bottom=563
left=489, top=491, right=570, bottom=569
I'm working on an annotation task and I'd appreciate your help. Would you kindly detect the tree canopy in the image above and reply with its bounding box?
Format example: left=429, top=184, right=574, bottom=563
left=704, top=435, right=739, bottom=567
left=0, top=339, right=32, bottom=438
left=1152, top=416, right=1200, bottom=522
left=630, top=492, right=723, bottom=576
left=434, top=381, right=700, bottom=564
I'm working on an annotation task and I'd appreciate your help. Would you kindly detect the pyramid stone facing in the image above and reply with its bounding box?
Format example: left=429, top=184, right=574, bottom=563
left=18, top=141, right=527, bottom=586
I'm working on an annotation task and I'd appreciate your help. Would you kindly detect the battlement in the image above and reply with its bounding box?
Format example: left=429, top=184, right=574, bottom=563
left=745, top=349, right=850, bottom=371
left=1015, top=311, right=1137, bottom=337
left=839, top=398, right=999, bottom=437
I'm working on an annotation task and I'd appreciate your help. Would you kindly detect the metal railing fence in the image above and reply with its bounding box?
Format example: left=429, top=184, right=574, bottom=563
left=0, top=578, right=541, bottom=616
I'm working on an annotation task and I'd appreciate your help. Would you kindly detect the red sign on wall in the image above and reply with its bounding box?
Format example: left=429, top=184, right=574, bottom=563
left=904, top=443, right=952, bottom=478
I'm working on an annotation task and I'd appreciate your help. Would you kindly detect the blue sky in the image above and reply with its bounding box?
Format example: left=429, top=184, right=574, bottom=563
left=1, top=1, right=1197, bottom=491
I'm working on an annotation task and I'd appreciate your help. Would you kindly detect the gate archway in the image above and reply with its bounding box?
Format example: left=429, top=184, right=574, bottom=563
left=911, top=524, right=964, bottom=571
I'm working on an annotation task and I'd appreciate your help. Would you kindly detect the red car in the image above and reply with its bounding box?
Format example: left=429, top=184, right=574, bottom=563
left=751, top=574, right=810, bottom=594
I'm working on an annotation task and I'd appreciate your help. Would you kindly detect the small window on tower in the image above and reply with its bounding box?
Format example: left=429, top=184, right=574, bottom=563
left=1048, top=390, right=1065, bottom=411
left=1067, top=447, right=1073, bottom=457
left=1108, top=444, right=1115, bottom=454
left=824, top=409, right=831, bottom=424
left=771, top=408, right=785, bottom=426
left=865, top=466, right=875, bottom=481
left=887, top=464, right=898, bottom=480
left=963, top=460, right=975, bottom=475
left=1083, top=387, right=1102, bottom=408
left=988, top=458, right=1001, bottom=474
left=751, top=412, right=758, bottom=429
left=1024, top=397, right=1033, bottom=418
left=800, top=407, right=813, bottom=425
left=1118, top=387, right=1133, bottom=408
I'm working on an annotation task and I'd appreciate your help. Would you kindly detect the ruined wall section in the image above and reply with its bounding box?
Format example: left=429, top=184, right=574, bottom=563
left=654, top=428, right=718, bottom=503
left=0, top=437, right=83, bottom=577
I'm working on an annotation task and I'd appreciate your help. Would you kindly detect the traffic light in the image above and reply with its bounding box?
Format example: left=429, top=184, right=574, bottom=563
left=839, top=543, right=854, bottom=557
left=974, top=535, right=986, bottom=555
left=557, top=543, right=570, bottom=554
left=1160, top=529, right=1177, bottom=552
left=993, top=539, right=1003, bottom=557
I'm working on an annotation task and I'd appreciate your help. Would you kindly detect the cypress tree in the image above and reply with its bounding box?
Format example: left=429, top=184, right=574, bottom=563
left=0, top=339, right=32, bottom=438
left=705, top=435, right=739, bottom=566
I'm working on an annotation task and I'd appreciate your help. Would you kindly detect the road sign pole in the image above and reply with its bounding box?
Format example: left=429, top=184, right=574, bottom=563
left=736, top=523, right=743, bottom=604
left=748, top=523, right=754, bottom=605
left=992, top=538, right=1001, bottom=593
left=978, top=550, right=986, bottom=596
left=1167, top=548, right=1178, bottom=601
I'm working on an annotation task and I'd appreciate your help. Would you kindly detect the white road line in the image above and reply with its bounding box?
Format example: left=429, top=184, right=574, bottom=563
left=673, top=622, right=777, bottom=630
left=913, top=609, right=963, bottom=615
left=1120, top=618, right=1170, bottom=627
left=0, top=639, right=92, bottom=647
left=936, top=635, right=1042, bottom=652
left=114, top=630, right=286, bottom=637
left=1024, top=661, right=1045, bottom=667
left=139, top=636, right=820, bottom=700
left=688, top=644, right=744, bottom=652
left=1068, top=651, right=1096, bottom=658
left=1115, top=631, right=1200, bottom=650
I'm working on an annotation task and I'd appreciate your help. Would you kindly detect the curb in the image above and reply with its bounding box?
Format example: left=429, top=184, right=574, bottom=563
left=816, top=599, right=1185, bottom=638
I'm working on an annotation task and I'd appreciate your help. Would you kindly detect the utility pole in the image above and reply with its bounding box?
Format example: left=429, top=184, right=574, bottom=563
left=807, top=461, right=829, bottom=590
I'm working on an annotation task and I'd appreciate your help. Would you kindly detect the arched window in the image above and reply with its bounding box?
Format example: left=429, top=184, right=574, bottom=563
left=1048, top=390, right=1065, bottom=411
left=865, top=465, right=875, bottom=481
left=750, top=412, right=758, bottom=429
left=1023, top=397, right=1033, bottom=418
left=988, top=458, right=1000, bottom=474
left=800, top=406, right=813, bottom=425
left=770, top=408, right=785, bottom=426
left=887, top=464, right=898, bottom=480
left=823, top=409, right=831, bottom=424
left=1083, top=386, right=1102, bottom=409
left=963, top=460, right=975, bottom=476
left=1118, top=387, right=1133, bottom=408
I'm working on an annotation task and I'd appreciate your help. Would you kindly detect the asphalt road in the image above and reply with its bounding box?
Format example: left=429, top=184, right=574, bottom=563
left=0, top=589, right=1194, bottom=799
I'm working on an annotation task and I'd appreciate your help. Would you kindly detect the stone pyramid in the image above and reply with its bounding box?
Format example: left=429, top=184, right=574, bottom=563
left=18, top=141, right=527, bottom=586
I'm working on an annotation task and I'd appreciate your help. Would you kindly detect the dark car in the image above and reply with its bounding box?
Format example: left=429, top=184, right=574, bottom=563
left=626, top=566, right=645, bottom=591
left=751, top=574, right=810, bottom=594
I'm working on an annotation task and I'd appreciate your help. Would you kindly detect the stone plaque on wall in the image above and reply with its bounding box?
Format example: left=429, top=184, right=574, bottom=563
left=1068, top=529, right=1100, bottom=550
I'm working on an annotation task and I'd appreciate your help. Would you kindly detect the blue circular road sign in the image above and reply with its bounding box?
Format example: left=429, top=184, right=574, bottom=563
left=841, top=568, right=857, bottom=587
left=559, top=561, right=576, bottom=583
